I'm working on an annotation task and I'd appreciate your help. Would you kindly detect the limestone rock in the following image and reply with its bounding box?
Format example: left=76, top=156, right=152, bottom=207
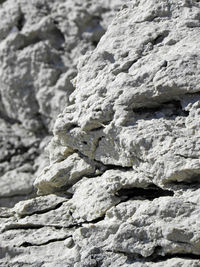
left=0, top=0, right=124, bottom=206
left=14, top=194, right=69, bottom=217
left=35, top=152, right=102, bottom=195
left=53, top=0, right=200, bottom=188
left=1, top=0, right=200, bottom=266
left=0, top=0, right=125, bottom=132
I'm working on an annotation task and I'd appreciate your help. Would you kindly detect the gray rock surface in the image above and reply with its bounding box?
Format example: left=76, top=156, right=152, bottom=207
left=0, top=0, right=124, bottom=207
left=1, top=0, right=200, bottom=266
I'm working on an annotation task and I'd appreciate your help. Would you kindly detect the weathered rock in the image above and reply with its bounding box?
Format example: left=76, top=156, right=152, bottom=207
left=1, top=0, right=200, bottom=266
left=0, top=169, right=34, bottom=197
left=52, top=0, right=200, bottom=188
left=35, top=152, right=103, bottom=195
left=14, top=194, right=69, bottom=217
left=0, top=0, right=124, bottom=206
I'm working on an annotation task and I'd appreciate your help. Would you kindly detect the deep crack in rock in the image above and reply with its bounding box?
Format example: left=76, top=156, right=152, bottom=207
left=116, top=186, right=174, bottom=201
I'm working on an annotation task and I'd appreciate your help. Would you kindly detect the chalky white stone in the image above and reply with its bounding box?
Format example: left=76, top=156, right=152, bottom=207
left=1, top=0, right=200, bottom=266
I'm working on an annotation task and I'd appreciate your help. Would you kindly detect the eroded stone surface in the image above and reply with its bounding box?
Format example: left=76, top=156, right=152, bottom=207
left=1, top=0, right=200, bottom=266
left=51, top=0, right=200, bottom=188
left=0, top=0, right=124, bottom=207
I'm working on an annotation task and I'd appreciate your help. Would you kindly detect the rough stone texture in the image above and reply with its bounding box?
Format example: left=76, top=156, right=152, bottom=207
left=50, top=0, right=200, bottom=188
left=1, top=0, right=200, bottom=266
left=0, top=0, right=124, bottom=207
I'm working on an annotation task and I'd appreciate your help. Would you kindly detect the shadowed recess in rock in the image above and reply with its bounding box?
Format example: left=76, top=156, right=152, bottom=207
left=116, top=185, right=174, bottom=200
left=132, top=100, right=189, bottom=119
left=124, top=249, right=200, bottom=263
left=17, top=12, right=25, bottom=31
left=19, top=236, right=70, bottom=247
left=148, top=245, right=200, bottom=261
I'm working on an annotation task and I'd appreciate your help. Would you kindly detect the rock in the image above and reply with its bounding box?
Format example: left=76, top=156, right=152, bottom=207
left=53, top=0, right=200, bottom=188
left=0, top=0, right=124, bottom=206
left=35, top=152, right=101, bottom=195
left=1, top=0, right=200, bottom=266
left=14, top=194, right=69, bottom=217
left=0, top=169, right=34, bottom=198
left=0, top=0, right=125, bottom=131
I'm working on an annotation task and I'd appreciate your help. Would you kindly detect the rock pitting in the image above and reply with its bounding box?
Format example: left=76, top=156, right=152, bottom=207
left=0, top=0, right=124, bottom=207
left=1, top=0, right=200, bottom=266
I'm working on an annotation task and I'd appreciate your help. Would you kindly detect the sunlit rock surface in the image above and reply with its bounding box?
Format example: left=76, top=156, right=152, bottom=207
left=0, top=0, right=124, bottom=207
left=1, top=0, right=200, bottom=266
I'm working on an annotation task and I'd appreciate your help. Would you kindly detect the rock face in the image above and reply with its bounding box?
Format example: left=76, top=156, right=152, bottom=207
left=1, top=0, right=200, bottom=266
left=0, top=0, right=124, bottom=207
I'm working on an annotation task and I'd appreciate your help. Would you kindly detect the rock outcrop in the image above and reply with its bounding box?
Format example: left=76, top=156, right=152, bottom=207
left=1, top=0, right=200, bottom=266
left=0, top=0, right=124, bottom=207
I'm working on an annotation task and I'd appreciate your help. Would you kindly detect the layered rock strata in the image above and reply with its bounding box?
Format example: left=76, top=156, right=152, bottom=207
left=1, top=0, right=200, bottom=266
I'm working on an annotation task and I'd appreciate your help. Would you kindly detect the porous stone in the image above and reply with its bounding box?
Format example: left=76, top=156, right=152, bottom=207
left=0, top=0, right=124, bottom=206
left=1, top=0, right=200, bottom=266
left=52, top=0, right=200, bottom=188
